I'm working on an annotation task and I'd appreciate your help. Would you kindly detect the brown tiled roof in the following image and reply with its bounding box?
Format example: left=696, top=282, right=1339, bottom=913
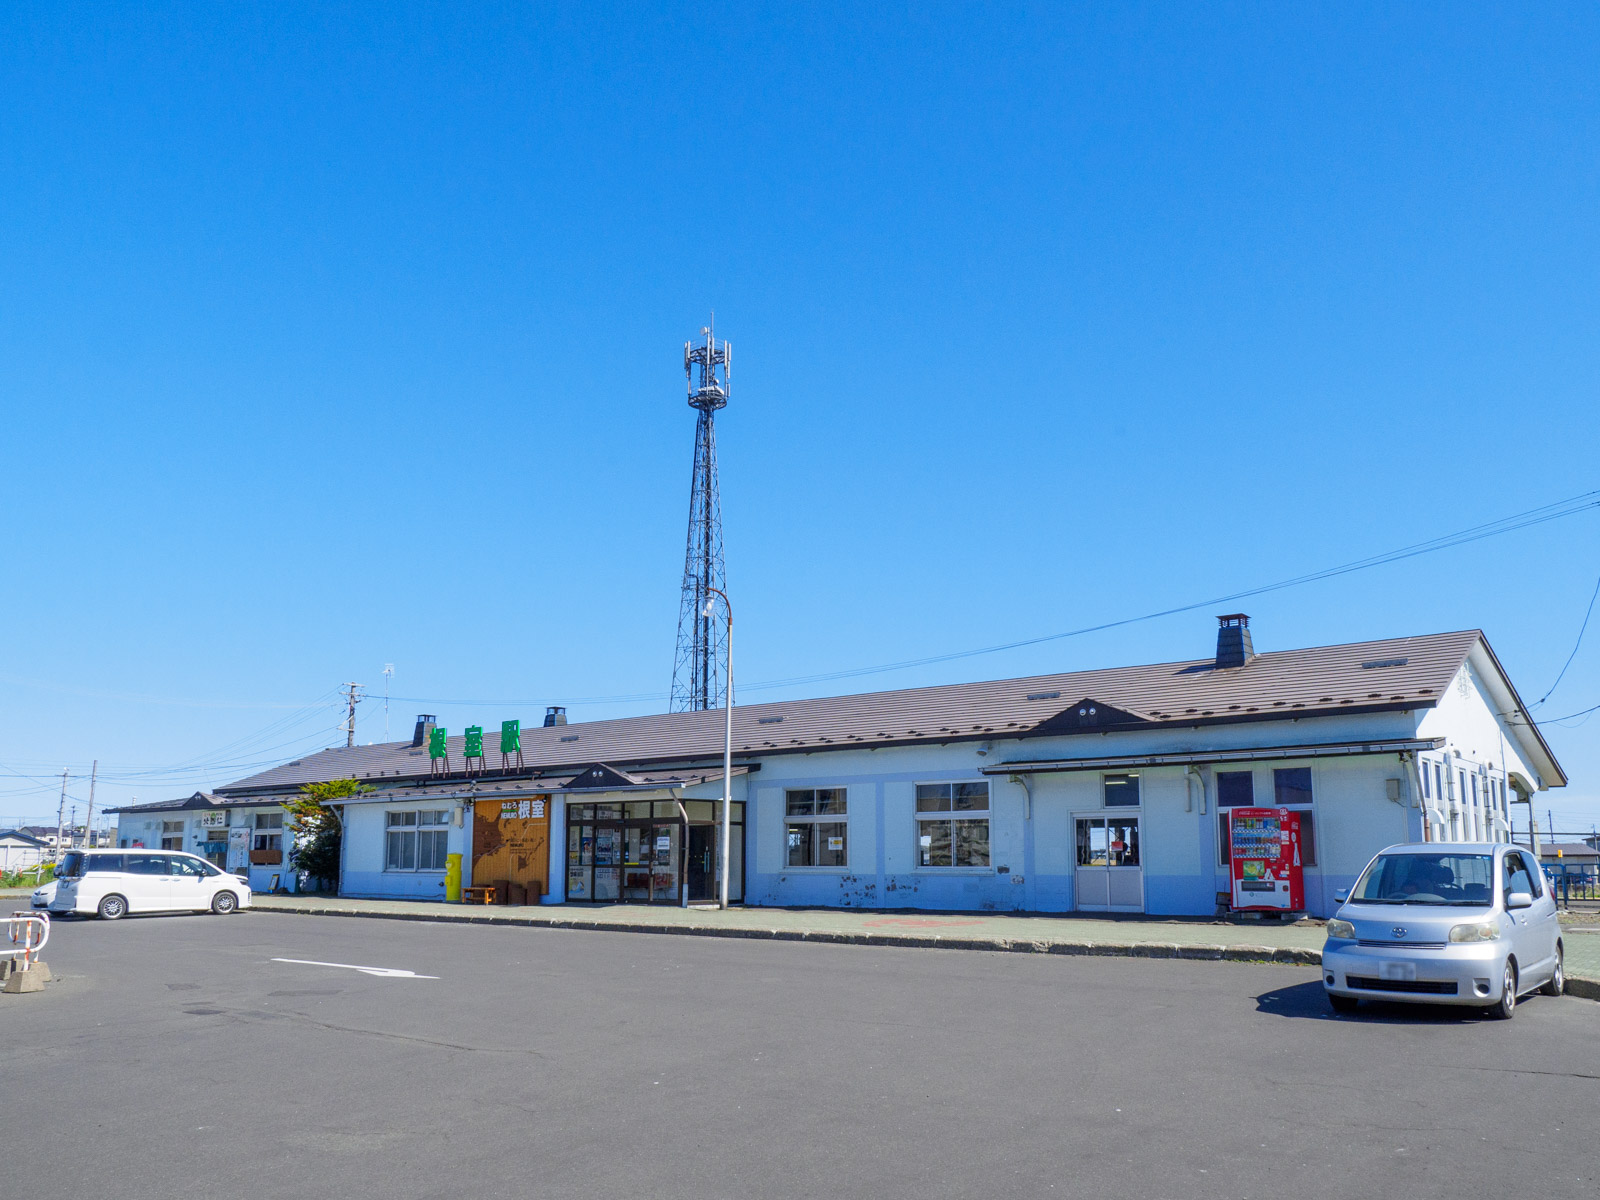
left=215, top=629, right=1491, bottom=795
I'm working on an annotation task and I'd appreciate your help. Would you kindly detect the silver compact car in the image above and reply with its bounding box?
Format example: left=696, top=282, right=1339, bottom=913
left=1322, top=842, right=1563, bottom=1019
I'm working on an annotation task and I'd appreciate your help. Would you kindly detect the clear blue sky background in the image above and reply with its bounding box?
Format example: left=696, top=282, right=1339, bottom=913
left=2, top=3, right=1597, bottom=834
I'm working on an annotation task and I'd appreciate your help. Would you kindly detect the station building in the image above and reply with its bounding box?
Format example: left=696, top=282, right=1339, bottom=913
left=211, top=618, right=1566, bottom=918
left=108, top=792, right=301, bottom=894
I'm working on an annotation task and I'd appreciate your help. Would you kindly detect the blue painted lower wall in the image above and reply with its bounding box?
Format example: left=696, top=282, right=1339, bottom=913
left=341, top=868, right=449, bottom=900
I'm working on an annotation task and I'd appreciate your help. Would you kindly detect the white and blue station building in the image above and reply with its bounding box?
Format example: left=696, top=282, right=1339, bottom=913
left=211, top=617, right=1566, bottom=918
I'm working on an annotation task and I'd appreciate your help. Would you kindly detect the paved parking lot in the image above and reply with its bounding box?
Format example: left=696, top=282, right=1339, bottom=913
left=6, top=911, right=1596, bottom=1200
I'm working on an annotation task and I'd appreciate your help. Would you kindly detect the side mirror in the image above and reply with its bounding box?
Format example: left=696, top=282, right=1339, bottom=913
left=1506, top=891, right=1534, bottom=911
left=1333, top=888, right=1350, bottom=904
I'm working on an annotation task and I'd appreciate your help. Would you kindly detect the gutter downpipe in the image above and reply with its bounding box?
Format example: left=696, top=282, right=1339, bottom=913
left=1010, top=773, right=1034, bottom=912
left=1399, top=752, right=1437, bottom=842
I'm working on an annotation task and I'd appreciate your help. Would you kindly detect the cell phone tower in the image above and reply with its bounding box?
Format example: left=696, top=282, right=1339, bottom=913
left=669, top=320, right=731, bottom=712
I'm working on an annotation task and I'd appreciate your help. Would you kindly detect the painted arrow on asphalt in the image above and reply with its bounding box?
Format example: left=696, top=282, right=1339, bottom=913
left=271, top=957, right=439, bottom=979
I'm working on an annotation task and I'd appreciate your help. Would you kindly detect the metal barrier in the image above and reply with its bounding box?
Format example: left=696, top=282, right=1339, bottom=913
left=6, top=910, right=50, bottom=969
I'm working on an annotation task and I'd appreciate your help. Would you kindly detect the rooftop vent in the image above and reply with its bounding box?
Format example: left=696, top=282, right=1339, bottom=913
left=544, top=706, right=568, bottom=727
left=411, top=714, right=437, bottom=748
left=1215, top=614, right=1254, bottom=670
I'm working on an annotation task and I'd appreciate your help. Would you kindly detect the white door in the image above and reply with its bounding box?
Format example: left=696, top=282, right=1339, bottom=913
left=1074, top=815, right=1144, bottom=913
left=123, top=853, right=175, bottom=911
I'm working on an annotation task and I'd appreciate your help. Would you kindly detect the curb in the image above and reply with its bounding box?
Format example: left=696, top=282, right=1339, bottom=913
left=1566, top=976, right=1600, bottom=1002
left=251, top=902, right=1330, bottom=968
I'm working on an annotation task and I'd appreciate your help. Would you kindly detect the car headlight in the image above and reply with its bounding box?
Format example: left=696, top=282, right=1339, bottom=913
left=1326, top=919, right=1355, bottom=940
left=1448, top=921, right=1501, bottom=943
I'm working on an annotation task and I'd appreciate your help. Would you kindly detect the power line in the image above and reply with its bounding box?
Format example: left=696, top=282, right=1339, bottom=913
left=1533, top=564, right=1600, bottom=707
left=1543, top=700, right=1600, bottom=725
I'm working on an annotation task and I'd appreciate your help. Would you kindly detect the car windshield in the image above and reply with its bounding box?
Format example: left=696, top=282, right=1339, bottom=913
left=57, top=851, right=84, bottom=879
left=1352, top=852, right=1495, bottom=906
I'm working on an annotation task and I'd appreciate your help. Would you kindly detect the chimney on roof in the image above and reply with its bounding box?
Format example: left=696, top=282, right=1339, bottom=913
left=411, top=714, right=437, bottom=747
left=544, top=706, right=568, bottom=727
left=1215, top=614, right=1254, bottom=669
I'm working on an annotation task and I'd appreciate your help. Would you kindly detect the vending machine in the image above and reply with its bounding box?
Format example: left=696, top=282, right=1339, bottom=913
left=1228, top=807, right=1304, bottom=912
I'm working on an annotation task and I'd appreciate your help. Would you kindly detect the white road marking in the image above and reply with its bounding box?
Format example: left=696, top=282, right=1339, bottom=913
left=271, top=957, right=439, bottom=979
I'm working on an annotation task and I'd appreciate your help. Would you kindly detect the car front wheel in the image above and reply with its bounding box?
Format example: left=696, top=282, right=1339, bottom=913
left=1487, top=961, right=1517, bottom=1020
left=210, top=891, right=239, bottom=915
left=1541, top=946, right=1564, bottom=998
left=97, top=893, right=128, bottom=921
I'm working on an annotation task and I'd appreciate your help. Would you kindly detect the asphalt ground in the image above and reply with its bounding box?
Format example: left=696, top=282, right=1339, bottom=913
left=5, top=912, right=1596, bottom=1200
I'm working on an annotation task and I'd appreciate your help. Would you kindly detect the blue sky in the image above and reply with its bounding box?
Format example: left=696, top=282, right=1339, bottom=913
left=2, top=3, right=1597, bottom=833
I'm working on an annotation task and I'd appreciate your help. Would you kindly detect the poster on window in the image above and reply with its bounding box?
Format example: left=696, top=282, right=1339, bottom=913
left=226, top=826, right=250, bottom=871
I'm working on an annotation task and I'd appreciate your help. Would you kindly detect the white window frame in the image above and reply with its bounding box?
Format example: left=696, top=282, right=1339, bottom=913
left=160, top=819, right=185, bottom=851
left=914, top=780, right=992, bottom=871
left=386, top=810, right=450, bottom=873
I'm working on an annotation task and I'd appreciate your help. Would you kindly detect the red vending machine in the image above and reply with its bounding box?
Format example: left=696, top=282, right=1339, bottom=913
left=1228, top=807, right=1304, bottom=912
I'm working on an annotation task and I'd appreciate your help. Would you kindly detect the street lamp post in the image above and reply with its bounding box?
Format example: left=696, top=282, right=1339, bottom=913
left=704, top=587, right=733, bottom=909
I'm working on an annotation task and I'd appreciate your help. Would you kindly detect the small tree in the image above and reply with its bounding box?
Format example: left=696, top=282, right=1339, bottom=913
left=287, top=778, right=370, bottom=892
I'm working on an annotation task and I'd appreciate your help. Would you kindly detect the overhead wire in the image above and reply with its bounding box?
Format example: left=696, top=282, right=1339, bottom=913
left=1532, top=564, right=1600, bottom=708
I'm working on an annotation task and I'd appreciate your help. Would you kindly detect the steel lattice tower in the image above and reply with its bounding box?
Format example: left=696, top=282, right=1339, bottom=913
left=670, top=322, right=731, bottom=712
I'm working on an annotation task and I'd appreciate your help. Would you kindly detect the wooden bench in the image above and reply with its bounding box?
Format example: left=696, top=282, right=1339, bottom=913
left=461, top=885, right=497, bottom=905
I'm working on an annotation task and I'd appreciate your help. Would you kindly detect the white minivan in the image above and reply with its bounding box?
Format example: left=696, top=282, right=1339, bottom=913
left=49, top=849, right=252, bottom=920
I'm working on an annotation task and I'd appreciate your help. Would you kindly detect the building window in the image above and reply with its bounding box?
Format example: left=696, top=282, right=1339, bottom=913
left=160, top=820, right=185, bottom=851
left=1273, top=767, right=1317, bottom=867
left=1216, top=771, right=1254, bottom=807
left=1273, top=768, right=1312, bottom=805
left=253, top=811, right=283, bottom=853
left=1421, top=763, right=1431, bottom=799
left=916, top=782, right=990, bottom=867
left=1215, top=772, right=1255, bottom=866
left=1103, top=773, right=1140, bottom=807
left=785, top=789, right=847, bottom=867
left=386, top=810, right=449, bottom=871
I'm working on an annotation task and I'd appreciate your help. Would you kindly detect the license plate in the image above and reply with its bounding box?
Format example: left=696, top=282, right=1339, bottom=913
left=1379, top=961, right=1417, bottom=982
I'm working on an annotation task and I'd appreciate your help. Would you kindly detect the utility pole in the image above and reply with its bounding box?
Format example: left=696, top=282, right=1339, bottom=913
left=84, top=760, right=98, bottom=848
left=383, top=665, right=394, bottom=742
left=341, top=682, right=365, bottom=748
left=55, top=770, right=69, bottom=858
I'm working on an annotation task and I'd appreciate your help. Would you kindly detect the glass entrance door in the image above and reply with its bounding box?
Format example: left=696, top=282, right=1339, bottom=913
left=686, top=825, right=715, bottom=902
left=1074, top=815, right=1143, bottom=912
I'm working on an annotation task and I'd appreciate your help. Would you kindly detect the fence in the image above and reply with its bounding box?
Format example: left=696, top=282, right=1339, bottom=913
left=1510, top=828, right=1600, bottom=907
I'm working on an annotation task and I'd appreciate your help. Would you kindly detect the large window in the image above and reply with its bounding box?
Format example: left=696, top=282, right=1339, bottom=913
left=786, top=789, right=847, bottom=867
left=916, top=782, right=990, bottom=868
left=161, top=820, right=185, bottom=851
left=386, top=810, right=449, bottom=871
left=1215, top=768, right=1317, bottom=866
left=1103, top=773, right=1140, bottom=807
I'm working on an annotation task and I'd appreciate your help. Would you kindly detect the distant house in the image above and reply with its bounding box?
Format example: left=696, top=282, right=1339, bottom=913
left=0, top=829, right=49, bottom=873
left=108, top=792, right=299, bottom=893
